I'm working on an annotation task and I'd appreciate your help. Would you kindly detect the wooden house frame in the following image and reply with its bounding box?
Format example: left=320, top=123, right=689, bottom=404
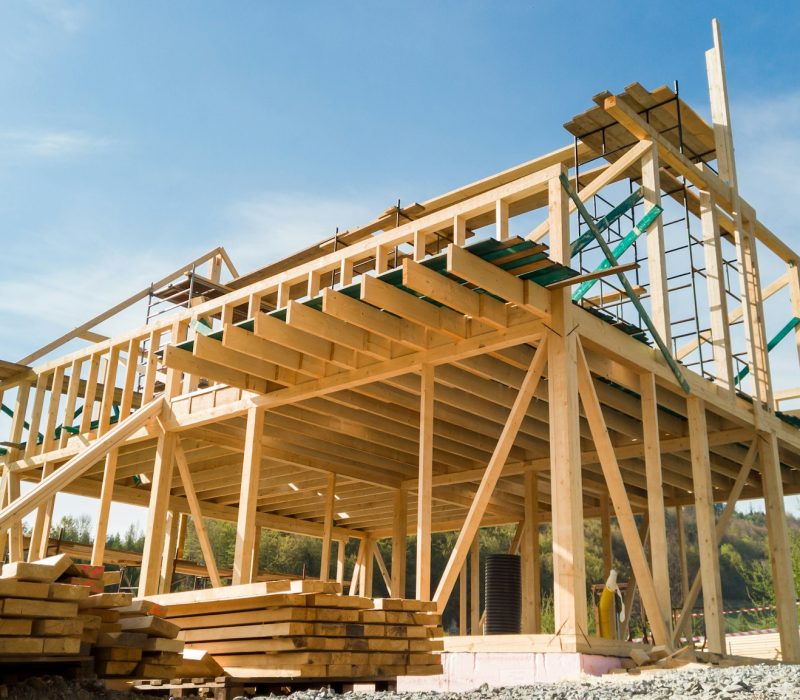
left=2, top=21, right=800, bottom=662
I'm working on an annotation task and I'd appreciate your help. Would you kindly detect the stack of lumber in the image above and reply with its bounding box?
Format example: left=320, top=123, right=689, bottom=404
left=0, top=554, right=87, bottom=659
left=80, top=593, right=184, bottom=679
left=146, top=580, right=443, bottom=680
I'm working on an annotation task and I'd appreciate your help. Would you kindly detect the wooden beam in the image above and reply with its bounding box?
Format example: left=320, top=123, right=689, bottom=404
left=158, top=511, right=179, bottom=593
left=362, top=537, right=374, bottom=598
left=138, top=422, right=177, bottom=597
left=686, top=397, right=725, bottom=654
left=641, top=143, right=670, bottom=347
left=673, top=440, right=757, bottom=642
left=416, top=365, right=434, bottom=601
left=600, top=494, right=612, bottom=578
left=546, top=166, right=588, bottom=638
left=432, top=337, right=548, bottom=614
left=675, top=504, right=690, bottom=640
left=174, top=439, right=223, bottom=588
left=470, top=535, right=480, bottom=634
left=391, top=489, right=407, bottom=598
left=640, top=372, right=671, bottom=637
left=374, top=541, right=392, bottom=594
left=91, top=450, right=119, bottom=566
left=546, top=262, right=638, bottom=290
left=759, top=429, right=800, bottom=662
left=522, top=471, right=540, bottom=633
left=0, top=396, right=164, bottom=530
left=232, top=406, right=265, bottom=585
left=576, top=340, right=670, bottom=647
left=336, top=539, right=346, bottom=587
left=27, top=462, right=53, bottom=562
left=459, top=565, right=468, bottom=635
left=527, top=140, right=652, bottom=241
left=320, top=473, right=337, bottom=581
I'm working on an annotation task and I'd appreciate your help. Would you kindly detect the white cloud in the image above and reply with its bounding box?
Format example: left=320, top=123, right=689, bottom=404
left=224, top=192, right=375, bottom=270
left=0, top=129, right=112, bottom=158
left=26, top=0, right=87, bottom=34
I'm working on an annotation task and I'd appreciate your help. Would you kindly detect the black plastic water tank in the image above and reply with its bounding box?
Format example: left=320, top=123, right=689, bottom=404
left=484, top=553, right=521, bottom=634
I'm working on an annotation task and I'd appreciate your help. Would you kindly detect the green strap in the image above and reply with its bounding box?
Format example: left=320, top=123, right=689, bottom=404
left=559, top=173, right=690, bottom=394
left=734, top=317, right=800, bottom=385
left=572, top=205, right=663, bottom=302
left=570, top=188, right=643, bottom=258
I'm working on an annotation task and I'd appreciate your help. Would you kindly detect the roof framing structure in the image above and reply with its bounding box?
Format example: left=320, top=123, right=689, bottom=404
left=2, top=19, right=800, bottom=660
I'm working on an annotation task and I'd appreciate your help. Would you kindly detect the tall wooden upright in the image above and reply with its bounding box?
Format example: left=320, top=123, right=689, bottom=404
left=416, top=365, right=434, bottom=601
left=640, top=372, right=672, bottom=637
left=547, top=165, right=588, bottom=637
left=392, top=489, right=408, bottom=598
left=521, top=471, right=541, bottom=633
left=759, top=430, right=800, bottom=662
left=687, top=397, right=725, bottom=653
left=233, top=406, right=265, bottom=585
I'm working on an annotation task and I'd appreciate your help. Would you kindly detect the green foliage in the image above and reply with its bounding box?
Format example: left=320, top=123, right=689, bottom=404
left=47, top=506, right=800, bottom=637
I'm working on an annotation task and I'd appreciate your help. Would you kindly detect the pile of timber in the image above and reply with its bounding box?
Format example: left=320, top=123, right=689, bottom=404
left=0, top=554, right=87, bottom=659
left=146, top=580, right=443, bottom=680
left=616, top=644, right=781, bottom=674
left=82, top=594, right=184, bottom=679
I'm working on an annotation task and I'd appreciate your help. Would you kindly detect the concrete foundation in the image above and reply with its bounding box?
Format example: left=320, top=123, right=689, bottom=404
left=397, top=651, right=625, bottom=692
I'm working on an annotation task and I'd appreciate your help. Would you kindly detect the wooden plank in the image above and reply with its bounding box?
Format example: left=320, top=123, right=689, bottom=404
left=600, top=495, right=612, bottom=578
left=138, top=423, right=177, bottom=597
left=416, top=365, right=434, bottom=601
left=469, top=536, right=480, bottom=634
left=320, top=473, right=337, bottom=581
left=640, top=371, right=671, bottom=637
left=432, top=337, right=548, bottom=613
left=641, top=143, right=670, bottom=346
left=699, top=191, right=734, bottom=390
left=91, top=449, right=119, bottom=566
left=672, top=440, right=758, bottom=642
left=546, top=165, right=587, bottom=638
left=0, top=396, right=164, bottom=531
left=686, top=396, right=725, bottom=654
left=233, top=407, right=265, bottom=585
left=576, top=341, right=669, bottom=647
left=521, top=471, right=539, bottom=633
left=27, top=461, right=54, bottom=562
left=545, top=261, right=638, bottom=290
left=759, top=429, right=800, bottom=662
left=174, top=440, right=222, bottom=587
left=391, top=489, right=407, bottom=598
left=158, top=510, right=179, bottom=593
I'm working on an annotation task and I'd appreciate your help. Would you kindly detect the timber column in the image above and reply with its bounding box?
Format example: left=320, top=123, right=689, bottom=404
left=547, top=165, right=588, bottom=637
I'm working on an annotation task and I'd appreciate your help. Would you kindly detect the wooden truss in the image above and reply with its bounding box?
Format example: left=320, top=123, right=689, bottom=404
left=2, top=19, right=800, bottom=660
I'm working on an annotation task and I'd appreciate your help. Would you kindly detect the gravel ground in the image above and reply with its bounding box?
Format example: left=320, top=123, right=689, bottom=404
left=274, top=664, right=800, bottom=700
left=0, top=676, right=161, bottom=700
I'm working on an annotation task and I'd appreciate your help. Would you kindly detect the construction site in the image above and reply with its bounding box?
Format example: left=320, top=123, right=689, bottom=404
left=0, top=15, right=799, bottom=699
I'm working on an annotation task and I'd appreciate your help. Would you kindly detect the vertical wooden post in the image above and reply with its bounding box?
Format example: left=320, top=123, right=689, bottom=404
left=470, top=536, right=480, bottom=634
left=362, top=537, right=374, bottom=598
left=641, top=143, right=671, bottom=347
left=738, top=221, right=772, bottom=407
left=687, top=397, right=725, bottom=653
left=521, top=471, right=540, bottom=633
left=350, top=539, right=365, bottom=596
left=391, top=489, right=407, bottom=598
left=759, top=430, right=800, bottom=662
left=675, top=505, right=690, bottom=638
left=91, top=450, right=118, bottom=566
left=158, top=511, right=178, bottom=593
left=138, top=425, right=177, bottom=596
left=28, top=462, right=54, bottom=562
left=788, top=262, right=800, bottom=370
left=233, top=407, right=265, bottom=585
left=416, top=365, right=434, bottom=601
left=547, top=165, right=588, bottom=637
left=640, top=372, right=672, bottom=637
left=699, top=191, right=734, bottom=389
left=320, top=473, right=337, bottom=581
left=7, top=382, right=31, bottom=562
left=336, top=539, right=346, bottom=587
left=600, top=494, right=612, bottom=578
left=459, top=565, right=468, bottom=635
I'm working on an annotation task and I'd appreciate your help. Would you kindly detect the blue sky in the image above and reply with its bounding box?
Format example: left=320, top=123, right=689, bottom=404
left=2, top=0, right=800, bottom=536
